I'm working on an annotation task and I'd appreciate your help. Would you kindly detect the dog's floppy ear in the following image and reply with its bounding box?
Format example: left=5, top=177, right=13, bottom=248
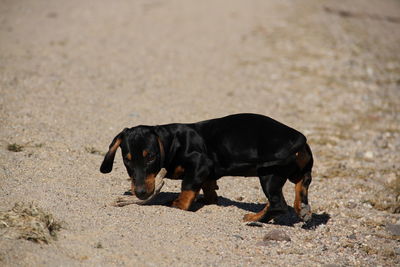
left=100, top=129, right=127, bottom=173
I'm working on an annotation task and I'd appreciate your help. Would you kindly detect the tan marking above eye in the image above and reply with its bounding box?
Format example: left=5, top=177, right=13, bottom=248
left=126, top=153, right=132, bottom=160
left=142, top=150, right=149, bottom=158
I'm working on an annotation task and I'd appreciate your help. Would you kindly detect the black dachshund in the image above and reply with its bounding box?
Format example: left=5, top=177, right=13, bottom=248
left=100, top=113, right=313, bottom=222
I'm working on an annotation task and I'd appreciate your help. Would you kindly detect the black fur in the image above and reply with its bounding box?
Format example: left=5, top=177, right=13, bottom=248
left=101, top=113, right=313, bottom=221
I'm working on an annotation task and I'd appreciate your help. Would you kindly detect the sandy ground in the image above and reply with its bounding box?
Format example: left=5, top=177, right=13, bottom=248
left=1, top=0, right=400, bottom=266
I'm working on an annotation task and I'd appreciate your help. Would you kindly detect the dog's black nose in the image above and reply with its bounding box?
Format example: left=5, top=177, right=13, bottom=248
left=135, top=188, right=148, bottom=200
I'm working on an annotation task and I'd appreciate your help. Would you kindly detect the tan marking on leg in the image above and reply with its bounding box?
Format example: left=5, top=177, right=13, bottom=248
left=243, top=203, right=269, bottom=222
left=295, top=146, right=311, bottom=170
left=172, top=190, right=199, bottom=210
left=293, top=172, right=312, bottom=221
left=201, top=180, right=219, bottom=204
left=294, top=180, right=302, bottom=216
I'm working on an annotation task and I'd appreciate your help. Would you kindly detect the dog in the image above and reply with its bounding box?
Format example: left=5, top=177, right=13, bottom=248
left=100, top=113, right=313, bottom=222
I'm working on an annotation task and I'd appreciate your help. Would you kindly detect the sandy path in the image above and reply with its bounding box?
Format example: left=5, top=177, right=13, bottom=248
left=1, top=0, right=399, bottom=266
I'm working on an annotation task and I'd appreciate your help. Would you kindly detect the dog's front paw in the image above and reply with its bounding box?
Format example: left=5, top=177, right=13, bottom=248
left=243, top=213, right=255, bottom=222
left=243, top=212, right=266, bottom=222
left=171, top=199, right=185, bottom=210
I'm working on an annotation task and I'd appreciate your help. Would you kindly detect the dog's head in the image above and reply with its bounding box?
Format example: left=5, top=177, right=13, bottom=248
left=100, top=126, right=164, bottom=200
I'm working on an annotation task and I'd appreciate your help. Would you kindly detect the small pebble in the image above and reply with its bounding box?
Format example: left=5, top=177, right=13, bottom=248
left=364, top=151, right=374, bottom=159
left=232, top=234, right=244, bottom=240
left=262, top=230, right=291, bottom=242
left=346, top=201, right=357, bottom=209
left=347, top=233, right=356, bottom=240
left=385, top=224, right=400, bottom=237
left=235, top=196, right=244, bottom=201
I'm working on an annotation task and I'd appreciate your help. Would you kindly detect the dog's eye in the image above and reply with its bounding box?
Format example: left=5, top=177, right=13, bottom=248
left=124, top=153, right=133, bottom=162
left=147, top=154, right=156, bottom=163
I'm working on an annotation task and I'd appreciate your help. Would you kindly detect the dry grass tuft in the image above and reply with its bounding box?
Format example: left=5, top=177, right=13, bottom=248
left=85, top=146, right=105, bottom=156
left=7, top=143, right=24, bottom=152
left=0, top=202, right=62, bottom=244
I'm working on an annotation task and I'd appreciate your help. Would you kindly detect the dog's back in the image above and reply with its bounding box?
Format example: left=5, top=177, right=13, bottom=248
left=194, top=113, right=307, bottom=174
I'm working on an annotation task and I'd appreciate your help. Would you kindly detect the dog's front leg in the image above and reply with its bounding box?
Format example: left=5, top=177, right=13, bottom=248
left=171, top=152, right=210, bottom=211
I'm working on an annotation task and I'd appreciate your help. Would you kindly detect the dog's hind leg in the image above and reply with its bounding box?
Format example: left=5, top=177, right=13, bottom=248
left=293, top=143, right=313, bottom=222
left=294, top=171, right=312, bottom=221
left=243, top=174, right=288, bottom=222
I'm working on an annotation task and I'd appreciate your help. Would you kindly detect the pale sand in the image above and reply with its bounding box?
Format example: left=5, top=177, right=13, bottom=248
left=1, top=0, right=399, bottom=266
